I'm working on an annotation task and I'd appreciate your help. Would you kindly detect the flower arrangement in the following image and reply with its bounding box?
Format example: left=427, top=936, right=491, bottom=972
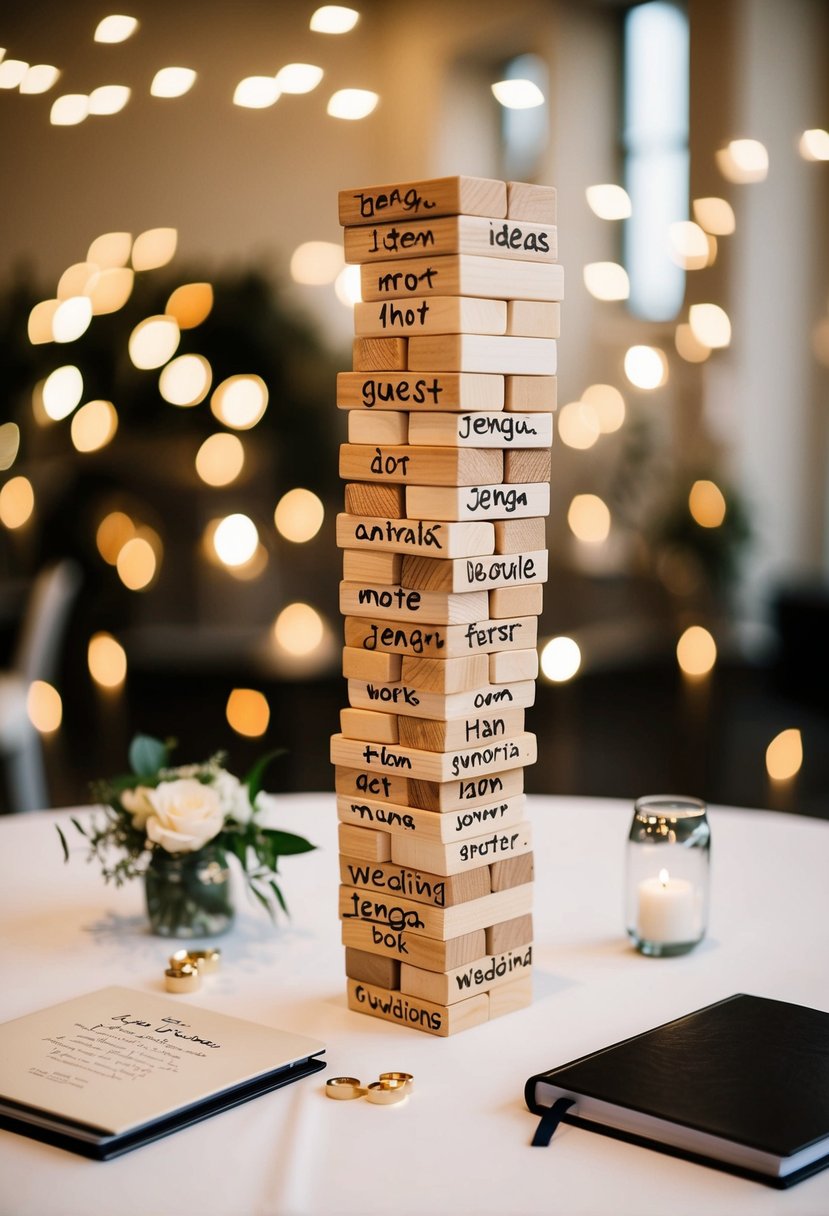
left=59, top=734, right=315, bottom=934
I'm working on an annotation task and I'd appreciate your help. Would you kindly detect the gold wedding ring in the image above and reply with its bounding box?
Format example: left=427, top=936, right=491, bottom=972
left=164, top=963, right=201, bottom=993
left=325, top=1077, right=364, bottom=1100
left=379, top=1071, right=413, bottom=1091
left=366, top=1079, right=408, bottom=1105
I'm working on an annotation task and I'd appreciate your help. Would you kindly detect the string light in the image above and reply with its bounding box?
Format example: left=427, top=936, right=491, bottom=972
left=676, top=625, right=717, bottom=677
left=26, top=681, right=62, bottom=733
left=585, top=184, right=631, bottom=220
left=233, top=77, right=280, bottom=109
left=766, top=729, right=803, bottom=780
left=539, top=636, right=581, bottom=682
left=624, top=345, right=668, bottom=389
left=275, top=64, right=324, bottom=94
left=226, top=689, right=270, bottom=737
left=88, top=633, right=128, bottom=689
left=150, top=68, right=196, bottom=98
left=274, top=489, right=325, bottom=542
left=491, top=79, right=545, bottom=109
left=583, top=262, right=629, bottom=301
left=273, top=602, right=324, bottom=655
left=0, top=477, right=34, bottom=529
left=327, top=89, right=378, bottom=119
left=310, top=6, right=360, bottom=33
left=93, top=15, right=139, bottom=43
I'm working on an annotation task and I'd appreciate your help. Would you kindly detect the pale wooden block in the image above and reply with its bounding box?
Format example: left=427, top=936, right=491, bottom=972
left=343, top=616, right=537, bottom=661
left=487, top=972, right=533, bottom=1020
left=337, top=792, right=527, bottom=844
left=489, top=648, right=539, bottom=683
left=342, top=549, right=402, bottom=584
left=344, top=481, right=405, bottom=519
left=507, top=300, right=561, bottom=338
left=505, top=375, right=557, bottom=412
left=345, top=215, right=557, bottom=266
left=504, top=448, right=552, bottom=484
left=344, top=947, right=401, bottom=990
left=485, top=913, right=533, bottom=954
left=337, top=370, right=504, bottom=412
left=397, top=707, right=526, bottom=752
left=334, top=765, right=409, bottom=804
left=329, top=731, right=537, bottom=785
left=407, top=411, right=553, bottom=449
left=401, top=550, right=548, bottom=594
left=400, top=942, right=533, bottom=1005
left=338, top=822, right=391, bottom=863
left=339, top=581, right=489, bottom=625
left=494, top=517, right=546, bottom=554
left=490, top=850, right=535, bottom=892
left=347, top=678, right=536, bottom=721
left=354, top=296, right=507, bottom=338
left=347, top=978, right=489, bottom=1036
left=341, top=646, right=402, bottom=683
left=408, top=334, right=557, bottom=376
left=348, top=410, right=408, bottom=445
left=339, top=444, right=502, bottom=488
left=410, top=766, right=524, bottom=812
left=338, top=175, right=507, bottom=227
left=339, top=855, right=491, bottom=908
left=339, top=882, right=533, bottom=941
left=507, top=181, right=557, bottom=224
left=336, top=513, right=495, bottom=559
left=406, top=482, right=550, bottom=522
left=489, top=584, right=544, bottom=618
left=340, top=707, right=399, bottom=745
left=391, top=819, right=534, bottom=876
left=342, top=921, right=486, bottom=972
left=399, top=653, right=490, bottom=694
left=352, top=336, right=407, bottom=371
left=361, top=254, right=564, bottom=304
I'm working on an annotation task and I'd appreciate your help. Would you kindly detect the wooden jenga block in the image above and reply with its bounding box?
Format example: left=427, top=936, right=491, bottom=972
left=335, top=766, right=409, bottom=804
left=337, top=370, right=504, bottom=412
left=485, top=913, right=533, bottom=954
left=489, top=584, right=544, bottom=618
left=398, top=653, right=490, bottom=694
left=344, top=215, right=557, bottom=266
left=339, top=855, right=491, bottom=907
left=347, top=678, right=536, bottom=721
left=354, top=296, right=506, bottom=338
left=506, top=181, right=557, bottom=224
left=494, top=517, right=546, bottom=554
left=342, top=549, right=402, bottom=584
left=339, top=581, right=489, bottom=625
left=329, top=731, right=536, bottom=785
left=352, top=336, right=408, bottom=371
left=344, top=947, right=401, bottom=990
left=507, top=300, right=561, bottom=338
left=397, top=707, right=525, bottom=752
left=341, top=647, right=402, bottom=683
left=336, top=514, right=495, bottom=559
left=338, top=822, right=391, bottom=862
left=336, top=792, right=527, bottom=843
left=390, top=819, right=533, bottom=876
left=401, top=550, right=548, bottom=594
left=410, top=766, right=524, bottom=812
left=400, top=942, right=533, bottom=1005
left=344, top=481, right=405, bottom=518
left=505, top=375, right=557, bottom=412
left=504, top=448, right=551, bottom=484
left=339, top=444, right=502, bottom=488
left=490, top=850, right=535, bottom=892
left=360, top=255, right=564, bottom=304
left=339, top=882, right=533, bottom=941
left=338, top=175, right=507, bottom=227
left=408, top=334, right=557, bottom=376
left=487, top=972, right=533, bottom=1020
left=406, top=482, right=550, bottom=522
left=348, top=410, right=408, bottom=445
left=340, top=707, right=399, bottom=745
left=346, top=978, right=489, bottom=1036
left=343, top=616, right=536, bottom=661
left=407, top=411, right=553, bottom=449
left=341, top=922, right=486, bottom=972
left=489, top=648, right=539, bottom=683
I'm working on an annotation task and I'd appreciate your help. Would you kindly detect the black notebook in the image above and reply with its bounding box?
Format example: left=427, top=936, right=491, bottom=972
left=525, top=993, right=829, bottom=1189
left=0, top=987, right=326, bottom=1160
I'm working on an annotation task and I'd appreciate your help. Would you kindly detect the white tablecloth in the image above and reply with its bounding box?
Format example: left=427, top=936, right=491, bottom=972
left=1, top=794, right=827, bottom=1216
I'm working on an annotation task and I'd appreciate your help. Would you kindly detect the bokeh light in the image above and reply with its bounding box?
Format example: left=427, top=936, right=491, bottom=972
left=96, top=511, right=135, bottom=564
left=132, top=228, right=178, bottom=271
left=716, top=138, right=768, bottom=183
left=0, top=422, right=20, bottom=471
left=799, top=129, right=829, bottom=161
left=275, top=63, right=324, bottom=93
left=28, top=300, right=60, bottom=345
left=668, top=221, right=710, bottom=270
left=42, top=365, right=84, bottom=420
left=624, top=345, right=668, bottom=389
left=116, top=530, right=161, bottom=590
left=689, top=480, right=726, bottom=528
left=52, top=296, right=92, bottom=343
left=20, top=64, right=60, bottom=94
left=540, top=636, right=581, bottom=682
left=675, top=322, right=711, bottom=364
left=233, top=76, right=280, bottom=109
left=159, top=354, right=212, bottom=406
left=213, top=514, right=259, bottom=567
left=85, top=267, right=134, bottom=314
left=583, top=262, right=629, bottom=301
left=210, top=375, right=268, bottom=429
left=166, top=282, right=213, bottom=328
left=676, top=625, right=717, bottom=677
left=88, top=84, right=130, bottom=115
left=557, top=401, right=600, bottom=450
left=0, top=476, right=34, bottom=529
left=128, top=316, right=180, bottom=369
left=327, top=89, right=378, bottom=119
left=87, top=231, right=132, bottom=269
left=88, top=632, right=128, bottom=689
left=689, top=303, right=731, bottom=349
left=274, top=488, right=325, bottom=542
left=581, top=383, right=625, bottom=434
left=0, top=60, right=30, bottom=89
left=567, top=494, right=610, bottom=543
left=58, top=262, right=97, bottom=299
left=491, top=79, right=545, bottom=109
left=50, top=94, right=89, bottom=126
left=585, top=184, right=631, bottom=220
left=226, top=689, right=270, bottom=738
left=150, top=68, right=196, bottom=98
left=70, top=400, right=119, bottom=452
left=94, top=15, right=139, bottom=43
left=290, top=241, right=344, bottom=285
left=26, top=681, right=62, bottom=733
left=335, top=264, right=362, bottom=306
left=273, top=602, right=325, bottom=656
left=766, top=728, right=803, bottom=781
left=692, top=196, right=736, bottom=236
left=310, top=6, right=360, bottom=33
left=195, top=434, right=245, bottom=487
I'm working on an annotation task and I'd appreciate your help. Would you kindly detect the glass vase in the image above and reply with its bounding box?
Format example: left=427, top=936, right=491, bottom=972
left=144, top=844, right=234, bottom=938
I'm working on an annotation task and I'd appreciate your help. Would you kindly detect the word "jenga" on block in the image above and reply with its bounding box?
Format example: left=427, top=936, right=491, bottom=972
left=332, top=174, right=561, bottom=1035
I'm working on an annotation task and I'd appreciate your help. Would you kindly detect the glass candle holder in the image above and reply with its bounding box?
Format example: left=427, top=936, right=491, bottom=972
left=625, top=795, right=710, bottom=957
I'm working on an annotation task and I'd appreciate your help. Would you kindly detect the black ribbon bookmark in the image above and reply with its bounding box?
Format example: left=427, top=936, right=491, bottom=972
left=531, top=1097, right=576, bottom=1147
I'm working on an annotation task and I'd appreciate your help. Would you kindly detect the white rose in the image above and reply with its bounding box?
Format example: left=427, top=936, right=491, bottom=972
left=121, top=786, right=155, bottom=830
left=145, top=779, right=225, bottom=853
left=211, top=769, right=254, bottom=824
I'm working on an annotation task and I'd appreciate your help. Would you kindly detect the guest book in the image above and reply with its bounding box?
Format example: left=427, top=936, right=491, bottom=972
left=0, top=986, right=326, bottom=1159
left=525, top=993, right=829, bottom=1188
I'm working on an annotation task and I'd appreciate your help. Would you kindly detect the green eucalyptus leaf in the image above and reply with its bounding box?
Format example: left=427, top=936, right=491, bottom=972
left=269, top=880, right=289, bottom=917
left=244, top=748, right=287, bottom=804
left=129, top=734, right=170, bottom=777
left=56, top=825, right=70, bottom=863
left=260, top=828, right=316, bottom=856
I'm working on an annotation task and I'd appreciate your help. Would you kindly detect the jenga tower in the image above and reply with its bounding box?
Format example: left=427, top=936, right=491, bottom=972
left=330, top=176, right=562, bottom=1035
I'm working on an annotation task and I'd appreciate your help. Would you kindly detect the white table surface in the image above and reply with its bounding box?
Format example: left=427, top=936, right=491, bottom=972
left=1, top=794, right=828, bottom=1216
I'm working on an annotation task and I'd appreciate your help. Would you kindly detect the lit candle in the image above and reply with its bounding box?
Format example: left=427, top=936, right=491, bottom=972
left=636, top=867, right=696, bottom=944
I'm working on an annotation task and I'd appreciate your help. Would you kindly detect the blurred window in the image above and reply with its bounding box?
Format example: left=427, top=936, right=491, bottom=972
left=499, top=53, right=549, bottom=181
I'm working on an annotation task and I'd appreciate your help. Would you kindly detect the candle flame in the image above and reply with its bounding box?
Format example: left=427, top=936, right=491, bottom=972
left=658, top=868, right=670, bottom=887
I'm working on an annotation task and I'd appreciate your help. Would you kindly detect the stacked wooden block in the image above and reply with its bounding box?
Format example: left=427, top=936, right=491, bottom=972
left=330, top=175, right=562, bottom=1036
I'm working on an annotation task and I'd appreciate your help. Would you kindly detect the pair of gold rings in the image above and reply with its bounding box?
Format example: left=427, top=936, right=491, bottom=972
left=326, top=1072, right=413, bottom=1105
left=164, top=947, right=222, bottom=994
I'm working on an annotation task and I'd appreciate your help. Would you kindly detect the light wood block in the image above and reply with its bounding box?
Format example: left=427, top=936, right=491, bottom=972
left=406, top=482, right=550, bottom=522
left=344, top=947, right=400, bottom=990
left=338, top=175, right=507, bottom=227
left=344, top=481, right=405, bottom=519
left=340, top=707, right=399, bottom=745
left=489, top=584, right=544, bottom=618
left=339, top=444, right=502, bottom=487
left=335, top=765, right=409, bottom=804
left=360, top=254, right=565, bottom=303
left=339, top=882, right=533, bottom=941
left=507, top=181, right=557, bottom=223
left=408, top=334, right=557, bottom=376
left=347, top=978, right=489, bottom=1036
left=397, top=708, right=525, bottom=752
left=398, top=653, right=490, bottom=694
left=342, top=549, right=402, bottom=584
left=504, top=448, right=552, bottom=484
left=486, top=913, right=533, bottom=954
left=348, top=410, right=408, bottom=445
left=337, top=513, right=495, bottom=559
left=507, top=300, right=561, bottom=338
left=340, top=581, right=489, bottom=625
left=410, top=766, right=524, bottom=812
left=342, top=921, right=486, bottom=972
left=337, top=370, right=504, bottom=412
left=338, top=822, right=391, bottom=862
left=354, top=296, right=506, bottom=338
left=337, top=792, right=527, bottom=843
left=489, top=648, right=539, bottom=683
left=391, top=819, right=533, bottom=876
left=400, top=942, right=533, bottom=1005
left=339, top=855, right=491, bottom=908
left=347, top=677, right=536, bottom=721
left=494, top=517, right=546, bottom=554
left=345, top=215, right=557, bottom=265
left=505, top=375, right=557, bottom=412
left=490, top=850, right=535, bottom=892
left=341, top=647, right=402, bottom=683
left=407, top=411, right=553, bottom=449
left=488, top=972, right=533, bottom=1020
left=352, top=336, right=407, bottom=371
left=329, top=731, right=537, bottom=785
left=344, top=615, right=537, bottom=661
left=401, top=550, right=548, bottom=594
